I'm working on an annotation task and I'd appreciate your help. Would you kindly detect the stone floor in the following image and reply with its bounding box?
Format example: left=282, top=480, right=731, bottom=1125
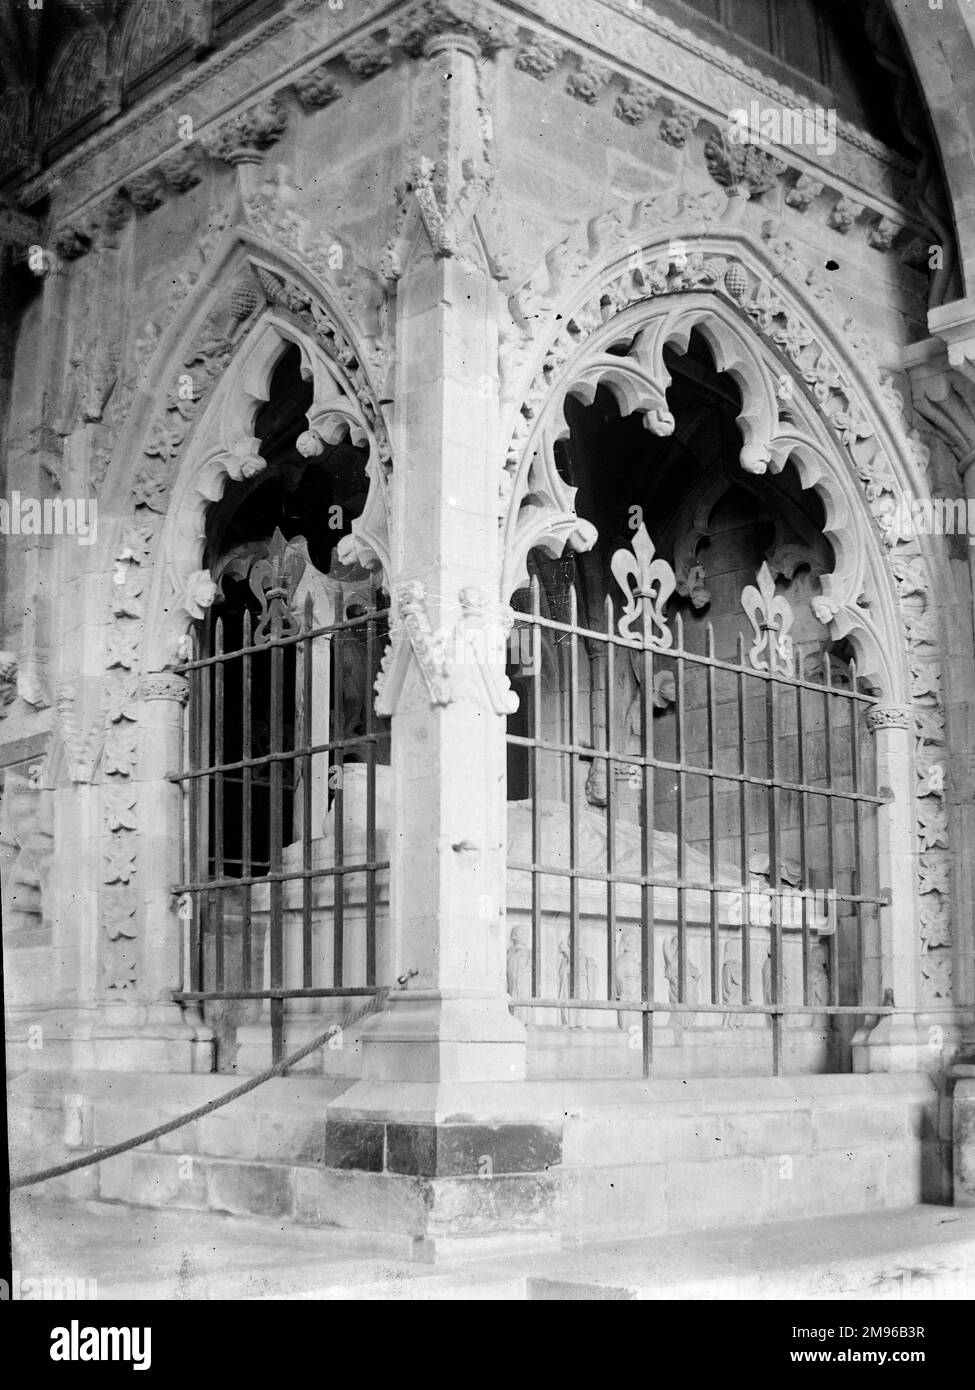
left=10, top=1196, right=975, bottom=1299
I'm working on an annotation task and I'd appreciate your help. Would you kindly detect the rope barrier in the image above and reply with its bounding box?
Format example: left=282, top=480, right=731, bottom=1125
left=11, top=981, right=406, bottom=1191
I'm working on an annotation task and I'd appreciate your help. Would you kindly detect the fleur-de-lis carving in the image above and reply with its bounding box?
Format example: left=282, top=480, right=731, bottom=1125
left=248, top=529, right=310, bottom=645
left=741, top=562, right=794, bottom=674
left=611, top=523, right=677, bottom=648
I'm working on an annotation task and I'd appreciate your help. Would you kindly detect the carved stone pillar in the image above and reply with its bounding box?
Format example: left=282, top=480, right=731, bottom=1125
left=906, top=336, right=975, bottom=1063
left=350, top=29, right=524, bottom=1086
left=91, top=674, right=214, bottom=1072
left=316, top=25, right=568, bottom=1259
left=853, top=707, right=928, bottom=1071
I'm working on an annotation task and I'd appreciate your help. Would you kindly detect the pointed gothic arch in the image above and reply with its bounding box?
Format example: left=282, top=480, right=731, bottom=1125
left=95, top=231, right=394, bottom=680
left=500, top=208, right=964, bottom=1018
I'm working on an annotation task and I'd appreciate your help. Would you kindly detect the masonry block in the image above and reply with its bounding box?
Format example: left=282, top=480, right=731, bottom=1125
left=207, top=1160, right=295, bottom=1220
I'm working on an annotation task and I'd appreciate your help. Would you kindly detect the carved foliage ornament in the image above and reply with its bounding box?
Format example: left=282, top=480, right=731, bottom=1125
left=741, top=562, right=794, bottom=675
left=611, top=524, right=676, bottom=649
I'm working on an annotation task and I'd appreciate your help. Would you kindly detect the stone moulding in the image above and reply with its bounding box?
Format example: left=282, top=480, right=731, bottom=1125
left=500, top=201, right=957, bottom=1008
left=17, top=0, right=922, bottom=264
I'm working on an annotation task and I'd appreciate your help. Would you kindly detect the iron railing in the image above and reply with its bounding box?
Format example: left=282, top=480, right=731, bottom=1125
left=171, top=533, right=389, bottom=1065
left=505, top=527, right=888, bottom=1077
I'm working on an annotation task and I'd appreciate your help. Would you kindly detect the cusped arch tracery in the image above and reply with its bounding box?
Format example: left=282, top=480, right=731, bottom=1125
left=93, top=233, right=393, bottom=685
left=503, top=292, right=901, bottom=703
left=141, top=306, right=390, bottom=674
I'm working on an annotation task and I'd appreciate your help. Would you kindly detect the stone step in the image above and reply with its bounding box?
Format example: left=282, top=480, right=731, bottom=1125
left=10, top=1070, right=951, bottom=1250
left=11, top=1197, right=975, bottom=1300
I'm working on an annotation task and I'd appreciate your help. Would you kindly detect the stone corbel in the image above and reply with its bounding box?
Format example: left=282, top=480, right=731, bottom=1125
left=905, top=337, right=975, bottom=481
left=452, top=588, right=519, bottom=715
left=374, top=584, right=519, bottom=717
left=374, top=580, right=451, bottom=716
left=145, top=569, right=218, bottom=673
left=927, top=296, right=975, bottom=402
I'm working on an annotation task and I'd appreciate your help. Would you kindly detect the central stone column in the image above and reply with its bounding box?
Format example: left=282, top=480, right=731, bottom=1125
left=317, top=27, right=565, bottom=1257
left=350, top=26, right=524, bottom=1086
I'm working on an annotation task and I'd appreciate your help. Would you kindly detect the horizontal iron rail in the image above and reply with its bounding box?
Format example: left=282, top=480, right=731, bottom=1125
left=174, top=611, right=386, bottom=670
left=174, top=986, right=385, bottom=1002
left=174, top=858, right=390, bottom=894
left=516, top=610, right=879, bottom=703
left=505, top=733, right=885, bottom=806
left=168, top=732, right=383, bottom=783
left=505, top=860, right=885, bottom=906
left=508, top=997, right=894, bottom=1015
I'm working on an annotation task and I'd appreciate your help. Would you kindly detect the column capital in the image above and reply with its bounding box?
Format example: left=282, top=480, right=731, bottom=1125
left=865, top=705, right=912, bottom=733
left=387, top=1, right=518, bottom=59
left=139, top=673, right=189, bottom=704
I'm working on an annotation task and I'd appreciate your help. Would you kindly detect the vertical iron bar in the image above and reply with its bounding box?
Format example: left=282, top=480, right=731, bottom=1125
left=795, top=647, right=810, bottom=1008
left=199, top=636, right=212, bottom=997
left=332, top=617, right=345, bottom=989
left=823, top=659, right=839, bottom=1009
left=737, top=634, right=750, bottom=1006
left=640, top=594, right=656, bottom=1079
left=187, top=638, right=201, bottom=993
left=301, top=593, right=313, bottom=990
left=365, top=604, right=377, bottom=986
left=850, top=665, right=865, bottom=1008
left=706, top=622, right=719, bottom=1005
left=241, top=609, right=253, bottom=991
left=605, top=595, right=617, bottom=1003
left=213, top=616, right=225, bottom=993
left=269, top=604, right=285, bottom=1066
left=531, top=576, right=542, bottom=997
left=568, top=584, right=580, bottom=1001
left=675, top=611, right=687, bottom=1006
left=766, top=658, right=781, bottom=1078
